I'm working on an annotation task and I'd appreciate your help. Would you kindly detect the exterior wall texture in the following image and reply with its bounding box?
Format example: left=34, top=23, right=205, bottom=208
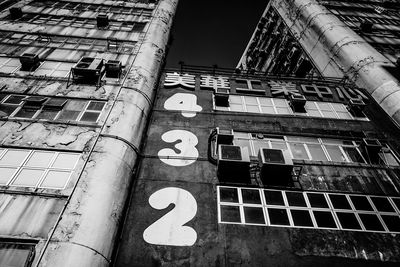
left=0, top=0, right=178, bottom=266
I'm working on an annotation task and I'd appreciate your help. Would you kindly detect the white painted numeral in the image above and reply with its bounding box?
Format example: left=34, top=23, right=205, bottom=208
left=164, top=93, right=202, bottom=118
left=158, top=130, right=199, bottom=166
left=143, top=187, right=197, bottom=246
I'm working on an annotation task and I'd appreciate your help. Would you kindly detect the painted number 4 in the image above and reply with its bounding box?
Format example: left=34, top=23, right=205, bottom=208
left=143, top=187, right=197, bottom=246
left=164, top=93, right=202, bottom=118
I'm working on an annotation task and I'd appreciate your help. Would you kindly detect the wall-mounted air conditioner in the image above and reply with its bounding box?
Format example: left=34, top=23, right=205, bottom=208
left=72, top=57, right=104, bottom=78
left=10, top=7, right=22, bottom=20
left=105, top=60, right=122, bottom=78
left=289, top=94, right=306, bottom=112
left=258, top=148, right=293, bottom=186
left=97, top=14, right=109, bottom=28
left=216, top=127, right=234, bottom=146
left=347, top=98, right=366, bottom=117
left=214, top=88, right=229, bottom=107
left=19, top=53, right=40, bottom=71
left=217, top=145, right=250, bottom=183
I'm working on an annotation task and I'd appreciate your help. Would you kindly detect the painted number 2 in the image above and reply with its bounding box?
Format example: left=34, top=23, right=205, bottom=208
left=143, top=187, right=197, bottom=246
left=164, top=93, right=202, bottom=118
left=158, top=130, right=199, bottom=166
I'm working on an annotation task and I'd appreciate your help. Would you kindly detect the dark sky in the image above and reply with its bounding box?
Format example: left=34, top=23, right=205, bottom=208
left=165, top=0, right=267, bottom=69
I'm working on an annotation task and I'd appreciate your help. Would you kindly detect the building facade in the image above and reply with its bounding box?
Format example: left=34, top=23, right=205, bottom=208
left=0, top=0, right=177, bottom=266
left=238, top=0, right=400, bottom=134
left=113, top=67, right=400, bottom=266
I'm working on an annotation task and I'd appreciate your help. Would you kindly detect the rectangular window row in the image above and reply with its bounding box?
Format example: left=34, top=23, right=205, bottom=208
left=14, top=14, right=146, bottom=32
left=0, top=94, right=106, bottom=123
left=0, top=148, right=80, bottom=189
left=0, top=241, right=35, bottom=267
left=218, top=186, right=400, bottom=233
left=0, top=32, right=137, bottom=54
left=29, top=0, right=153, bottom=16
left=215, top=95, right=367, bottom=121
left=233, top=133, right=399, bottom=166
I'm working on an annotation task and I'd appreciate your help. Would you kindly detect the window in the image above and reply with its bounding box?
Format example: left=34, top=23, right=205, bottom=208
left=215, top=95, right=366, bottom=120
left=0, top=94, right=106, bottom=123
left=0, top=241, right=35, bottom=267
left=235, top=79, right=264, bottom=93
left=0, top=148, right=80, bottom=189
left=218, top=186, right=400, bottom=233
left=0, top=58, right=20, bottom=74
left=33, top=62, right=74, bottom=77
left=233, top=133, right=399, bottom=166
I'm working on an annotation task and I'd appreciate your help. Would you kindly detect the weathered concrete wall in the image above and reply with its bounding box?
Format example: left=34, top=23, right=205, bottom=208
left=36, top=0, right=178, bottom=266
left=272, top=0, right=400, bottom=127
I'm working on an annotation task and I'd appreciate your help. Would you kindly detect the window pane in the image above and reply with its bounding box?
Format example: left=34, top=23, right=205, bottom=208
left=273, top=98, right=287, bottom=107
left=64, top=100, right=87, bottom=111
left=268, top=208, right=290, bottom=225
left=381, top=215, right=400, bottom=232
left=261, top=106, right=275, bottom=114
left=40, top=170, right=71, bottom=189
left=0, top=105, right=18, bottom=116
left=4, top=95, right=24, bottom=104
left=241, top=189, right=261, bottom=204
left=13, top=108, right=38, bottom=118
left=245, top=105, right=260, bottom=113
left=380, top=152, right=399, bottom=166
left=359, top=214, right=385, bottom=231
left=244, top=96, right=257, bottom=105
left=253, top=139, right=268, bottom=156
left=321, top=110, right=337, bottom=118
left=349, top=195, right=374, bottom=211
left=0, top=167, right=17, bottom=184
left=276, top=107, right=291, bottom=114
left=290, top=209, right=313, bottom=227
left=285, top=192, right=307, bottom=207
left=244, top=207, right=265, bottom=224
left=36, top=110, right=59, bottom=120
left=337, top=111, right=353, bottom=120
left=25, top=151, right=54, bottom=168
left=219, top=187, right=239, bottom=203
left=308, top=144, right=327, bottom=161
left=270, top=141, right=287, bottom=150
left=313, top=210, right=337, bottom=228
left=0, top=243, right=34, bottom=267
left=229, top=95, right=242, bottom=104
left=329, top=194, right=352, bottom=210
left=220, top=205, right=241, bottom=223
left=230, top=103, right=243, bottom=112
left=87, top=101, right=105, bottom=111
left=11, top=168, right=44, bottom=186
left=57, top=110, right=80, bottom=121
left=336, top=212, right=362, bottom=230
left=264, top=190, right=285, bottom=206
left=259, top=98, right=272, bottom=106
left=0, top=150, right=30, bottom=165
left=289, top=143, right=309, bottom=160
left=307, top=193, right=329, bottom=208
left=52, top=153, right=80, bottom=169
left=325, top=145, right=346, bottom=162
left=370, top=197, right=395, bottom=212
left=79, top=111, right=100, bottom=122
left=233, top=139, right=252, bottom=156
left=343, top=147, right=364, bottom=163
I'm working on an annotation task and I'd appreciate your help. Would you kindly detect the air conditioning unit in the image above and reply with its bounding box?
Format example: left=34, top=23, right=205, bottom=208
left=217, top=145, right=250, bottom=183
left=216, top=127, right=234, bottom=146
left=214, top=88, right=229, bottom=107
left=10, top=7, right=22, bottom=20
left=19, top=53, right=40, bottom=71
left=362, top=138, right=382, bottom=154
left=97, top=14, right=109, bottom=28
left=71, top=57, right=104, bottom=82
left=258, top=148, right=293, bottom=186
left=347, top=98, right=366, bottom=117
left=22, top=96, right=47, bottom=109
left=105, top=60, right=122, bottom=78
left=289, top=94, right=306, bottom=112
left=360, top=21, right=373, bottom=33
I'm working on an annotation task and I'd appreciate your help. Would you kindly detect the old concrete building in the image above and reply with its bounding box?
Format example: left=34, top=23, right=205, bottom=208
left=0, top=0, right=178, bottom=266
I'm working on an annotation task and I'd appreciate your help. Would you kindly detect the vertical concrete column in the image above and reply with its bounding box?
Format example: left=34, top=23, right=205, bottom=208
left=36, top=0, right=179, bottom=266
left=273, top=0, right=400, bottom=127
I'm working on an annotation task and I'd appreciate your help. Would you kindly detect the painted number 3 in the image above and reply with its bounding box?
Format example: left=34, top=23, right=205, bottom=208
left=158, top=130, right=199, bottom=167
left=143, top=187, right=197, bottom=246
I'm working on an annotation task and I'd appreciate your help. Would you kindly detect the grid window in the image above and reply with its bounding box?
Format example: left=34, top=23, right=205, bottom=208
left=0, top=148, right=80, bottom=189
left=0, top=94, right=106, bottom=123
left=232, top=133, right=383, bottom=165
left=0, top=242, right=36, bottom=267
left=215, top=95, right=366, bottom=120
left=218, top=186, right=400, bottom=233
left=0, top=58, right=20, bottom=73
left=33, top=62, right=75, bottom=77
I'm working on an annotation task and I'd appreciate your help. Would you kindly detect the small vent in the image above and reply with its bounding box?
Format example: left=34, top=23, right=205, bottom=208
left=10, top=7, right=22, bottom=20
left=97, top=14, right=109, bottom=28
left=105, top=60, right=122, bottom=78
left=289, top=94, right=306, bottom=112
left=19, top=53, right=40, bottom=71
left=214, top=88, right=229, bottom=107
